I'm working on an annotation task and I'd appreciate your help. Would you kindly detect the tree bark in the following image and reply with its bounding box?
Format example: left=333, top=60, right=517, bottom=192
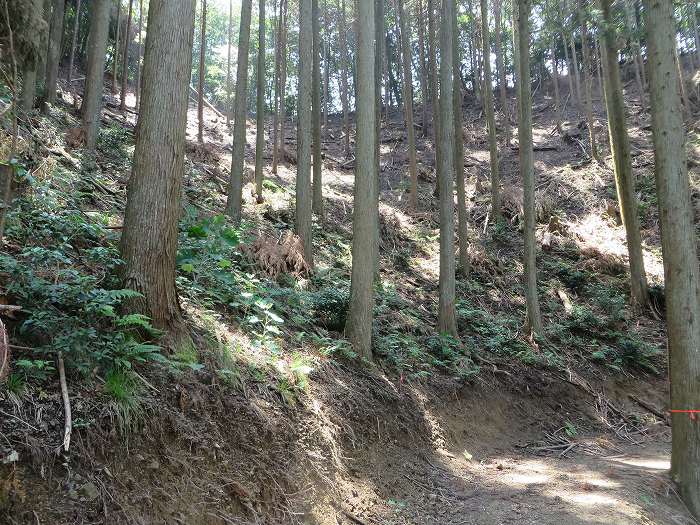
left=255, top=0, right=266, bottom=201
left=312, top=0, right=323, bottom=217
left=81, top=0, right=111, bottom=151
left=397, top=0, right=418, bottom=208
left=437, top=0, right=457, bottom=336
left=515, top=0, right=543, bottom=334
left=197, top=0, right=207, bottom=142
left=345, top=0, right=377, bottom=360
left=225, top=0, right=253, bottom=224
left=481, top=0, right=500, bottom=222
left=296, top=0, right=314, bottom=266
left=44, top=0, right=66, bottom=108
left=119, top=0, right=196, bottom=344
left=644, top=0, right=700, bottom=518
left=120, top=0, right=134, bottom=110
left=599, top=0, right=648, bottom=311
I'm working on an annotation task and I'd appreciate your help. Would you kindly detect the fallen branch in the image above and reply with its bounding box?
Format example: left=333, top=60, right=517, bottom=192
left=189, top=84, right=226, bottom=119
left=58, top=352, right=72, bottom=453
left=0, top=304, right=22, bottom=313
left=0, top=319, right=8, bottom=381
left=628, top=394, right=670, bottom=425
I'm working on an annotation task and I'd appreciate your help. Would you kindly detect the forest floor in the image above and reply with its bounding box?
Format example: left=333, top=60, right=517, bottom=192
left=1, top=77, right=700, bottom=524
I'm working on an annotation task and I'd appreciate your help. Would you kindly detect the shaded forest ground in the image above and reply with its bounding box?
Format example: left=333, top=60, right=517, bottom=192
left=1, top=71, right=700, bottom=524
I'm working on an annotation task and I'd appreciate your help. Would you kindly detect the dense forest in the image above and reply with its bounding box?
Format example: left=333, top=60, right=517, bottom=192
left=0, top=0, right=699, bottom=523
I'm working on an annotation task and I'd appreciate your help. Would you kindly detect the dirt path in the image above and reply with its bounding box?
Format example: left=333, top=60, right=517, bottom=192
left=330, top=440, right=695, bottom=524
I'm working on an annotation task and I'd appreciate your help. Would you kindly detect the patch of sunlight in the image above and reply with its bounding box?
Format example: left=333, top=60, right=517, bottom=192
left=552, top=491, right=621, bottom=506
left=503, top=471, right=551, bottom=486
left=569, top=211, right=664, bottom=281
left=607, top=456, right=670, bottom=471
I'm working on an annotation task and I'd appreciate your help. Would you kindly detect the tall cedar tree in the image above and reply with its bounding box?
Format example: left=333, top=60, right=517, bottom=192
left=437, top=0, right=457, bottom=336
left=296, top=0, right=314, bottom=265
left=255, top=0, right=266, bottom=201
left=515, top=0, right=542, bottom=333
left=272, top=0, right=282, bottom=173
left=225, top=0, right=253, bottom=223
left=81, top=0, right=111, bottom=151
left=397, top=0, right=418, bottom=208
left=67, top=0, right=82, bottom=100
left=480, top=0, right=500, bottom=221
left=598, top=0, right=649, bottom=311
left=43, top=0, right=65, bottom=108
left=345, top=0, right=377, bottom=359
left=198, top=0, right=207, bottom=143
left=119, top=0, right=196, bottom=342
left=644, top=0, right=700, bottom=517
left=120, top=0, right=134, bottom=110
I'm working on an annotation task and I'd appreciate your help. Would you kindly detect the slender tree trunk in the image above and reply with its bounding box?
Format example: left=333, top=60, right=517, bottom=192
left=197, top=0, right=207, bottom=142
left=427, top=0, right=441, bottom=197
left=515, top=0, right=542, bottom=334
left=278, top=0, right=288, bottom=161
left=322, top=0, right=330, bottom=129
left=134, top=0, right=144, bottom=110
left=644, top=0, right=700, bottom=518
left=81, top=0, right=111, bottom=151
left=551, top=38, right=563, bottom=132
left=481, top=0, right=500, bottom=222
left=345, top=0, right=377, bottom=359
left=254, top=0, right=266, bottom=201
left=44, top=0, right=65, bottom=108
left=594, top=35, right=603, bottom=100
left=120, top=0, right=134, bottom=110
left=561, top=26, right=577, bottom=106
left=312, top=0, right=323, bottom=217
left=374, top=0, right=384, bottom=277
left=67, top=0, right=82, bottom=107
left=120, top=0, right=196, bottom=344
left=624, top=0, right=646, bottom=110
left=339, top=0, right=351, bottom=157
left=225, top=0, right=253, bottom=223
left=112, top=1, right=121, bottom=95
left=417, top=0, right=429, bottom=137
left=272, top=0, right=281, bottom=173
left=493, top=0, right=510, bottom=143
left=568, top=21, right=582, bottom=109
left=454, top=0, right=469, bottom=274
left=226, top=0, right=233, bottom=127
left=296, top=0, right=314, bottom=266
left=37, top=0, right=52, bottom=96
left=576, top=0, right=598, bottom=161
left=437, top=0, right=457, bottom=336
left=396, top=0, right=418, bottom=208
left=599, top=0, right=648, bottom=311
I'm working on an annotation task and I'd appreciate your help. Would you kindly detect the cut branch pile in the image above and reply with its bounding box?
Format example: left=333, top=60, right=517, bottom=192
left=243, top=231, right=311, bottom=279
